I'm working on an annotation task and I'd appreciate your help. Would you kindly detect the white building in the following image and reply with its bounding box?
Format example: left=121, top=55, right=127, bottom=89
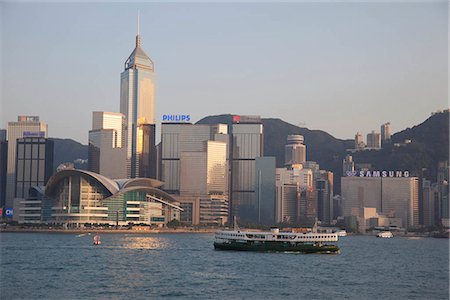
left=341, top=176, right=419, bottom=228
left=6, top=116, right=47, bottom=207
left=285, top=135, right=306, bottom=166
left=88, top=112, right=127, bottom=179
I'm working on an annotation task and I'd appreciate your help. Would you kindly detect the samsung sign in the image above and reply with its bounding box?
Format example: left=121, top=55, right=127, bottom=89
left=162, top=114, right=191, bottom=123
left=346, top=170, right=410, bottom=178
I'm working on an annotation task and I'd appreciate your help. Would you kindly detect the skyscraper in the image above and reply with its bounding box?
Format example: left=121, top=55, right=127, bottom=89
left=229, top=115, right=264, bottom=224
left=343, top=154, right=355, bottom=175
left=284, top=135, right=306, bottom=166
left=88, top=112, right=127, bottom=179
left=275, top=166, right=313, bottom=224
left=381, top=122, right=391, bottom=144
left=354, top=132, right=364, bottom=149
left=0, top=130, right=7, bottom=208
left=366, top=130, right=381, bottom=149
left=120, top=24, right=156, bottom=178
left=6, top=116, right=47, bottom=207
left=14, top=137, right=53, bottom=199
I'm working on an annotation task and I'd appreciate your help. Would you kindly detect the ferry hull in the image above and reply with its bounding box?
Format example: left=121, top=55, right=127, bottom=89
left=214, top=241, right=339, bottom=254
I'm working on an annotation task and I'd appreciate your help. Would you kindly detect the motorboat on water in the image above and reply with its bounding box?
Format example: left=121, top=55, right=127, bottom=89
left=376, top=231, right=393, bottom=238
left=335, top=230, right=347, bottom=237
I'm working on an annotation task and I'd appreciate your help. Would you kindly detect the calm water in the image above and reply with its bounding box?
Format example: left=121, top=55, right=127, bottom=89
left=1, top=233, right=448, bottom=300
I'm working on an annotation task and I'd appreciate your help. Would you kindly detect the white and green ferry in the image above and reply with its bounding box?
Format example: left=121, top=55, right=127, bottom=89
left=214, top=224, right=340, bottom=254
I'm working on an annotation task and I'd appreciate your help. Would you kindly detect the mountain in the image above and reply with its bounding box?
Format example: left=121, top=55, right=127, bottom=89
left=350, top=111, right=449, bottom=183
left=50, top=138, right=88, bottom=172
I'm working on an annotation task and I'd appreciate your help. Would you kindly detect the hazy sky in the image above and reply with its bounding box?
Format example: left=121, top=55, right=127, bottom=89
left=1, top=2, right=448, bottom=144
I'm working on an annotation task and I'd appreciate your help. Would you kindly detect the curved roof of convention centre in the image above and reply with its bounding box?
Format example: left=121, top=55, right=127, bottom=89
left=106, top=186, right=178, bottom=203
left=45, top=169, right=168, bottom=199
left=45, top=169, right=120, bottom=197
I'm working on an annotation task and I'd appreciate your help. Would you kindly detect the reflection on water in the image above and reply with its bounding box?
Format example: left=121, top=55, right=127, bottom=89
left=121, top=236, right=169, bottom=250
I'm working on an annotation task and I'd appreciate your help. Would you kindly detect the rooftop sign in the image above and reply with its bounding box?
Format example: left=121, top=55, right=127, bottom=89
left=346, top=170, right=410, bottom=178
left=23, top=131, right=46, bottom=138
left=162, top=114, right=190, bottom=123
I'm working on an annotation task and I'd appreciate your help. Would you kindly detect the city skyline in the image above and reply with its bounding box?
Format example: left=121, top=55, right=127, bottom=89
left=1, top=2, right=448, bottom=144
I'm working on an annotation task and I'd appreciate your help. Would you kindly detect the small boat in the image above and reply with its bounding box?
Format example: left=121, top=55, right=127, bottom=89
left=93, top=234, right=101, bottom=245
left=376, top=231, right=393, bottom=238
left=335, top=230, right=347, bottom=237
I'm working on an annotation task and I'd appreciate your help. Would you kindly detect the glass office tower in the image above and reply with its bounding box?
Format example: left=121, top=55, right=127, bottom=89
left=230, top=116, right=263, bottom=224
left=120, top=32, right=156, bottom=178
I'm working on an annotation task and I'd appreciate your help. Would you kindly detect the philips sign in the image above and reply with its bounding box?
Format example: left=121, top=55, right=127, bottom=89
left=162, top=115, right=191, bottom=123
left=346, top=170, right=410, bottom=178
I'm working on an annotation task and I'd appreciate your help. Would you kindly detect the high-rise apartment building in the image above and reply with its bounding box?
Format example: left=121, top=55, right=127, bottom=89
left=355, top=132, right=364, bottom=149
left=437, top=161, right=449, bottom=225
left=381, top=122, right=391, bottom=144
left=229, top=116, right=263, bottom=224
left=275, top=166, right=313, bottom=224
left=14, top=137, right=53, bottom=199
left=255, top=157, right=276, bottom=225
left=88, top=112, right=127, bottom=179
left=6, top=116, right=47, bottom=207
left=316, top=171, right=334, bottom=225
left=366, top=130, right=381, bottom=149
left=343, top=154, right=355, bottom=175
left=422, top=179, right=439, bottom=227
left=284, top=135, right=306, bottom=166
left=0, top=130, right=7, bottom=208
left=341, top=176, right=419, bottom=228
left=120, top=28, right=156, bottom=178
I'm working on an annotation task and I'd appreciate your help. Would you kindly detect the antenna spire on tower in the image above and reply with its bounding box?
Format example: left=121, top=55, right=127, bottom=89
left=137, top=9, right=140, bottom=36
left=136, top=9, right=141, bottom=47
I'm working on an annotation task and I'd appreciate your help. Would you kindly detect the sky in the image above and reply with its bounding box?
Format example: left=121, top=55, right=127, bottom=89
left=1, top=1, right=448, bottom=144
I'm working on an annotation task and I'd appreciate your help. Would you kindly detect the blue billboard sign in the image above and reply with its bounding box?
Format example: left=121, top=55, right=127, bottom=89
left=162, top=115, right=191, bottom=123
left=23, top=131, right=45, bottom=138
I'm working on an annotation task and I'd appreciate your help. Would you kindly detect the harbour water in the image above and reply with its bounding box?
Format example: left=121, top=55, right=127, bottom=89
left=1, top=233, right=448, bottom=299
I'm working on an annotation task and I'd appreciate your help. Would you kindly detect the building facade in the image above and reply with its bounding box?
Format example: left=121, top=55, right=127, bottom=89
left=366, top=130, right=381, bottom=149
left=255, top=157, right=276, bottom=225
left=6, top=116, right=48, bottom=207
left=275, top=166, right=313, bottom=225
left=229, top=116, right=263, bottom=224
left=284, top=135, right=306, bottom=166
left=161, top=123, right=229, bottom=225
left=120, top=31, right=156, bottom=178
left=341, top=176, right=419, bottom=228
left=0, top=131, right=7, bottom=208
left=316, top=171, right=333, bottom=225
left=88, top=112, right=127, bottom=179
left=355, top=132, right=364, bottom=149
left=17, top=169, right=182, bottom=227
left=381, top=122, right=391, bottom=145
left=14, top=137, right=53, bottom=199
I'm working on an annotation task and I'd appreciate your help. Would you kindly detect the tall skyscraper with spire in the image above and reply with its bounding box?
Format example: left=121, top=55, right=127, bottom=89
left=120, top=15, right=157, bottom=178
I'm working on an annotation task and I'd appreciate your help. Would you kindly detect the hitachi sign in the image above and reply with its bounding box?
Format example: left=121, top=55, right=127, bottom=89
left=162, top=115, right=191, bottom=122
left=346, top=170, right=410, bottom=178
